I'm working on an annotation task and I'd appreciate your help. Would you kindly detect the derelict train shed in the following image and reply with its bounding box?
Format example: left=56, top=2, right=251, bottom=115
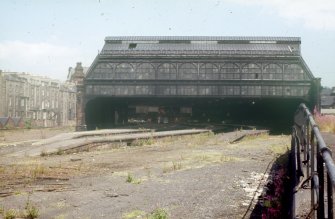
left=78, top=36, right=320, bottom=130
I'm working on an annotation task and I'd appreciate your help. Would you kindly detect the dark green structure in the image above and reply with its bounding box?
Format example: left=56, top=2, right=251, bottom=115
left=79, top=36, right=319, bottom=130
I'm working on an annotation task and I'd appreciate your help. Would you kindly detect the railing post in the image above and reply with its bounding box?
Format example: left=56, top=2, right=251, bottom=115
left=311, top=131, right=316, bottom=219
left=307, top=121, right=311, bottom=183
left=290, top=131, right=297, bottom=219
left=327, top=173, right=334, bottom=219
left=317, top=146, right=325, bottom=219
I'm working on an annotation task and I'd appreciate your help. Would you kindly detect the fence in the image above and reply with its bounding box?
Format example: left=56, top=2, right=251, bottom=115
left=291, top=103, right=335, bottom=218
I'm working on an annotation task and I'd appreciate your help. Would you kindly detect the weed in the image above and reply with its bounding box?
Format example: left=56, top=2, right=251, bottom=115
left=4, top=209, right=17, bottom=219
left=241, top=132, right=269, bottom=142
left=0, top=166, right=5, bottom=174
left=56, top=148, right=63, bottom=155
left=77, top=162, right=83, bottom=171
left=54, top=215, right=66, bottom=219
left=146, top=168, right=152, bottom=179
left=220, top=154, right=235, bottom=162
left=25, top=204, right=39, bottom=219
left=0, top=205, right=4, bottom=215
left=126, top=173, right=141, bottom=184
left=14, top=190, right=22, bottom=195
left=162, top=165, right=170, bottom=173
left=148, top=208, right=168, bottom=219
left=270, top=144, right=289, bottom=155
left=172, top=161, right=182, bottom=171
left=126, top=173, right=134, bottom=183
left=314, top=113, right=335, bottom=133
left=122, top=210, right=146, bottom=219
left=31, top=164, right=46, bottom=179
left=163, top=161, right=183, bottom=173
left=24, top=119, right=32, bottom=129
left=131, top=137, right=155, bottom=146
left=40, top=149, right=48, bottom=157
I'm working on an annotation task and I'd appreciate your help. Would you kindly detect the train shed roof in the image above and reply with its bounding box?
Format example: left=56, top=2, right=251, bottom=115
left=101, top=36, right=301, bottom=56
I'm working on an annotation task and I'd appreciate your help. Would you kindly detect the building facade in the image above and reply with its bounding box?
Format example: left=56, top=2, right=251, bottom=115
left=0, top=70, right=77, bottom=127
left=321, top=87, right=335, bottom=109
left=80, top=36, right=320, bottom=130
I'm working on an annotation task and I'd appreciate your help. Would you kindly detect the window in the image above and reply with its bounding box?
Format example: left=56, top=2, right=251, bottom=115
left=178, top=85, right=197, bottom=95
left=241, top=86, right=261, bottom=96
left=136, top=63, right=155, bottom=79
left=199, top=64, right=219, bottom=80
left=157, top=85, right=177, bottom=95
left=221, top=63, right=240, bottom=80
left=241, top=63, right=261, bottom=79
left=263, top=64, right=283, bottom=80
left=91, top=63, right=114, bottom=79
left=262, top=86, right=283, bottom=96
left=179, top=63, right=198, bottom=80
left=115, top=63, right=134, bottom=79
left=221, top=86, right=240, bottom=96
left=284, top=64, right=305, bottom=80
left=157, top=63, right=177, bottom=80
left=199, top=86, right=218, bottom=95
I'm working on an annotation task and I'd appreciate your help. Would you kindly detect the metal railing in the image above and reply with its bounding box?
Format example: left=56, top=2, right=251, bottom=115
left=291, top=103, right=335, bottom=218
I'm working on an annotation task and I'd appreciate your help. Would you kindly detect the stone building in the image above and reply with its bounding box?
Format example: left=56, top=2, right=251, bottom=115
left=0, top=70, right=77, bottom=127
left=321, top=87, right=335, bottom=109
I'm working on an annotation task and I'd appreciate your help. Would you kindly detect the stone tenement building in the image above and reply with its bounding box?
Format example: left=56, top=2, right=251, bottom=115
left=0, top=63, right=85, bottom=127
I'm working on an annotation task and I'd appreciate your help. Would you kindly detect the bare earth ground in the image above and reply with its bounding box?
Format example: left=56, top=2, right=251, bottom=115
left=0, top=127, right=289, bottom=219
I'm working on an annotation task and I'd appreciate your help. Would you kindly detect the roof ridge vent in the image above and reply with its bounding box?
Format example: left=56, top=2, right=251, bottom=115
left=249, top=40, right=277, bottom=44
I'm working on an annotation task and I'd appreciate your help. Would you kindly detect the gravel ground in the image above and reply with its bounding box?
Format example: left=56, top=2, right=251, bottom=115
left=0, top=128, right=289, bottom=219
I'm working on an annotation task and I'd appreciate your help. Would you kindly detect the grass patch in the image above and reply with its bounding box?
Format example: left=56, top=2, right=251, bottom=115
left=148, top=208, right=168, bottom=219
left=0, top=202, right=39, bottom=219
left=162, top=152, right=238, bottom=173
left=220, top=154, right=236, bottom=162
left=122, top=210, right=146, bottom=219
left=315, top=113, right=335, bottom=133
left=126, top=173, right=142, bottom=184
left=163, top=161, right=183, bottom=173
left=122, top=208, right=168, bottom=219
left=56, top=148, right=64, bottom=155
left=194, top=152, right=237, bottom=163
left=54, top=215, right=66, bottom=219
left=239, top=132, right=269, bottom=142
left=4, top=209, right=17, bottom=219
left=155, top=132, right=214, bottom=148
left=31, top=164, right=46, bottom=179
left=24, top=203, right=39, bottom=219
left=0, top=161, right=78, bottom=189
left=40, top=149, right=48, bottom=157
left=131, top=137, right=155, bottom=146
left=270, top=144, right=289, bottom=155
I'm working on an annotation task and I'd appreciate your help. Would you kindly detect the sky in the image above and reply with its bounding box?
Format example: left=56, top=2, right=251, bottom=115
left=0, top=0, right=334, bottom=87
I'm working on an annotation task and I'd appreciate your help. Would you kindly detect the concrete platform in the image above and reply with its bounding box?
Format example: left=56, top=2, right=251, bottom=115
left=10, top=129, right=210, bottom=157
left=32, top=129, right=149, bottom=146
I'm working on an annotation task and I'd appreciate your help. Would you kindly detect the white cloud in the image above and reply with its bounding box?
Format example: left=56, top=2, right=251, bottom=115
left=227, top=0, right=335, bottom=30
left=0, top=41, right=80, bottom=80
